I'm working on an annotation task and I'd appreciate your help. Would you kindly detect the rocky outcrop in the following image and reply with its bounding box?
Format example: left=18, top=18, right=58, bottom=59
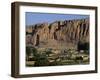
left=26, top=18, right=89, bottom=49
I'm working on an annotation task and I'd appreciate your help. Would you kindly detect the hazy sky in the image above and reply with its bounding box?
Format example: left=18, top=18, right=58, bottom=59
left=26, top=12, right=89, bottom=26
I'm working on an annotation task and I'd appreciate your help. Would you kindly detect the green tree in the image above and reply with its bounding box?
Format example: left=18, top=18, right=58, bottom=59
left=34, top=53, right=49, bottom=66
left=26, top=46, right=31, bottom=61
left=31, top=47, right=38, bottom=56
left=45, top=50, right=53, bottom=57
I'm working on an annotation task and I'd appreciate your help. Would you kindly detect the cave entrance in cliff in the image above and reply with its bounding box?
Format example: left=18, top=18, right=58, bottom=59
left=35, top=34, right=39, bottom=46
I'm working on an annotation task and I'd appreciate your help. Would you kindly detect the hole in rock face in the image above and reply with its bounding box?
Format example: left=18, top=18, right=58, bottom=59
left=35, top=34, right=39, bottom=46
left=54, top=32, right=57, bottom=40
left=82, top=24, right=86, bottom=36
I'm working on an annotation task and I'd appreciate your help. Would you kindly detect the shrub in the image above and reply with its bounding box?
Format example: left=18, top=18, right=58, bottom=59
left=77, top=41, right=89, bottom=51
left=34, top=53, right=49, bottom=66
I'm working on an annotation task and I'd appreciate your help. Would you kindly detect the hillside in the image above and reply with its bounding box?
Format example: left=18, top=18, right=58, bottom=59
left=26, top=18, right=89, bottom=49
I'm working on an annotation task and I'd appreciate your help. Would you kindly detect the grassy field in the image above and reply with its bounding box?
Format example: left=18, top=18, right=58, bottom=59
left=26, top=47, right=89, bottom=67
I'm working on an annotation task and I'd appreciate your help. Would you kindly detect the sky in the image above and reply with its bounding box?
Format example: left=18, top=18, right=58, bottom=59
left=25, top=12, right=89, bottom=26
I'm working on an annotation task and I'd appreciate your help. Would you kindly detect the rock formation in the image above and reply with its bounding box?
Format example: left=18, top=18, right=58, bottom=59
left=26, top=18, right=89, bottom=49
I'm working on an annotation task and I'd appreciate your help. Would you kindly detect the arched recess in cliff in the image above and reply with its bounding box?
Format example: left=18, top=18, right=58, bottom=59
left=54, top=32, right=57, bottom=40
left=35, top=34, right=39, bottom=46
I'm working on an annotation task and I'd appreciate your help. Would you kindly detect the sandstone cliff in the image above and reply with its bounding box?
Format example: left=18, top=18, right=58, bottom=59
left=26, top=18, right=89, bottom=49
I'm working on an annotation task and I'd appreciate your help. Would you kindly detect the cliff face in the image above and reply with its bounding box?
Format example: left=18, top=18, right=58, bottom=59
left=26, top=18, right=89, bottom=49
